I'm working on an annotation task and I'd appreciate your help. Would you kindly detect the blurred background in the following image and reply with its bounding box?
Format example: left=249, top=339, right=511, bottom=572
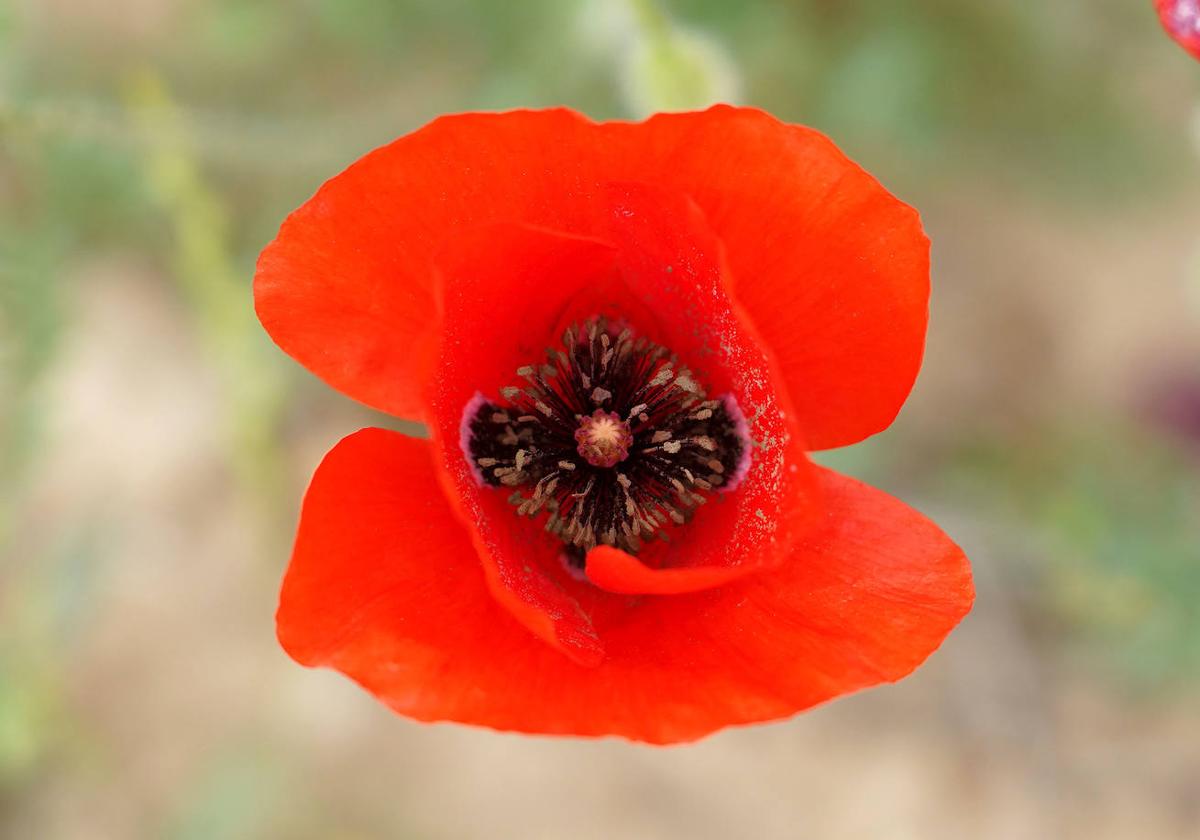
left=2, top=0, right=1199, bottom=837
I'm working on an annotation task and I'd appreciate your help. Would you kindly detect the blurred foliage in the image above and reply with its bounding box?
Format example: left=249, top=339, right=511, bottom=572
left=163, top=748, right=289, bottom=840
left=825, top=412, right=1200, bottom=687
left=1, top=0, right=1199, bottom=835
left=669, top=0, right=1191, bottom=197
left=1, top=0, right=1196, bottom=677
left=618, top=0, right=740, bottom=115
left=941, top=426, right=1200, bottom=686
left=124, top=70, right=290, bottom=519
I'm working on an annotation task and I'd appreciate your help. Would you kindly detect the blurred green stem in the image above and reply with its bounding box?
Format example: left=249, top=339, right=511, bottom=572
left=619, top=0, right=739, bottom=116
left=123, top=71, right=291, bottom=536
left=628, top=0, right=670, bottom=42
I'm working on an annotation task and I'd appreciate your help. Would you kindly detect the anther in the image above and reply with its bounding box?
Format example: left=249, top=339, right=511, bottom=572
left=460, top=316, right=752, bottom=556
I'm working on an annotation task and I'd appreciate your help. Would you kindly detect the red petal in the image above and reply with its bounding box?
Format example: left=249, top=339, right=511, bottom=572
left=428, top=192, right=819, bottom=625
left=628, top=107, right=930, bottom=450
left=1156, top=1, right=1200, bottom=60
left=256, top=108, right=928, bottom=443
left=589, top=182, right=821, bottom=580
left=277, top=428, right=602, bottom=671
left=424, top=223, right=624, bottom=665
left=282, top=443, right=973, bottom=744
left=253, top=177, right=440, bottom=421
left=254, top=110, right=604, bottom=420
left=584, top=545, right=755, bottom=594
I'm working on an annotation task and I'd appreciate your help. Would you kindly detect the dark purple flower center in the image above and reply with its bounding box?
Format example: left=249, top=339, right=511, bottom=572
left=461, top=317, right=752, bottom=560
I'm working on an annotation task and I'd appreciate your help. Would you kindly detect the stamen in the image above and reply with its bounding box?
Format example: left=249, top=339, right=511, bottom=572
left=460, top=317, right=751, bottom=556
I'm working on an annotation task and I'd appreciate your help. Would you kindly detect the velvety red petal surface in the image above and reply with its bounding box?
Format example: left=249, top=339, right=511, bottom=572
left=278, top=428, right=973, bottom=744
left=425, top=222, right=620, bottom=666
left=253, top=109, right=602, bottom=421
left=254, top=107, right=928, bottom=446
left=584, top=545, right=754, bottom=595
left=630, top=109, right=931, bottom=450
left=425, top=185, right=819, bottom=656
left=577, top=181, right=820, bottom=583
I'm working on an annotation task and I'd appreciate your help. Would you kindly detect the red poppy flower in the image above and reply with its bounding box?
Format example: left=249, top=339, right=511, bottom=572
left=1156, top=0, right=1200, bottom=59
left=255, top=106, right=974, bottom=744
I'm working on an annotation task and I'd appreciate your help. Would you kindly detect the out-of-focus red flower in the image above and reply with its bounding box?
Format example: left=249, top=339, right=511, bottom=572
left=1156, top=0, right=1200, bottom=60
left=255, top=106, right=974, bottom=744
